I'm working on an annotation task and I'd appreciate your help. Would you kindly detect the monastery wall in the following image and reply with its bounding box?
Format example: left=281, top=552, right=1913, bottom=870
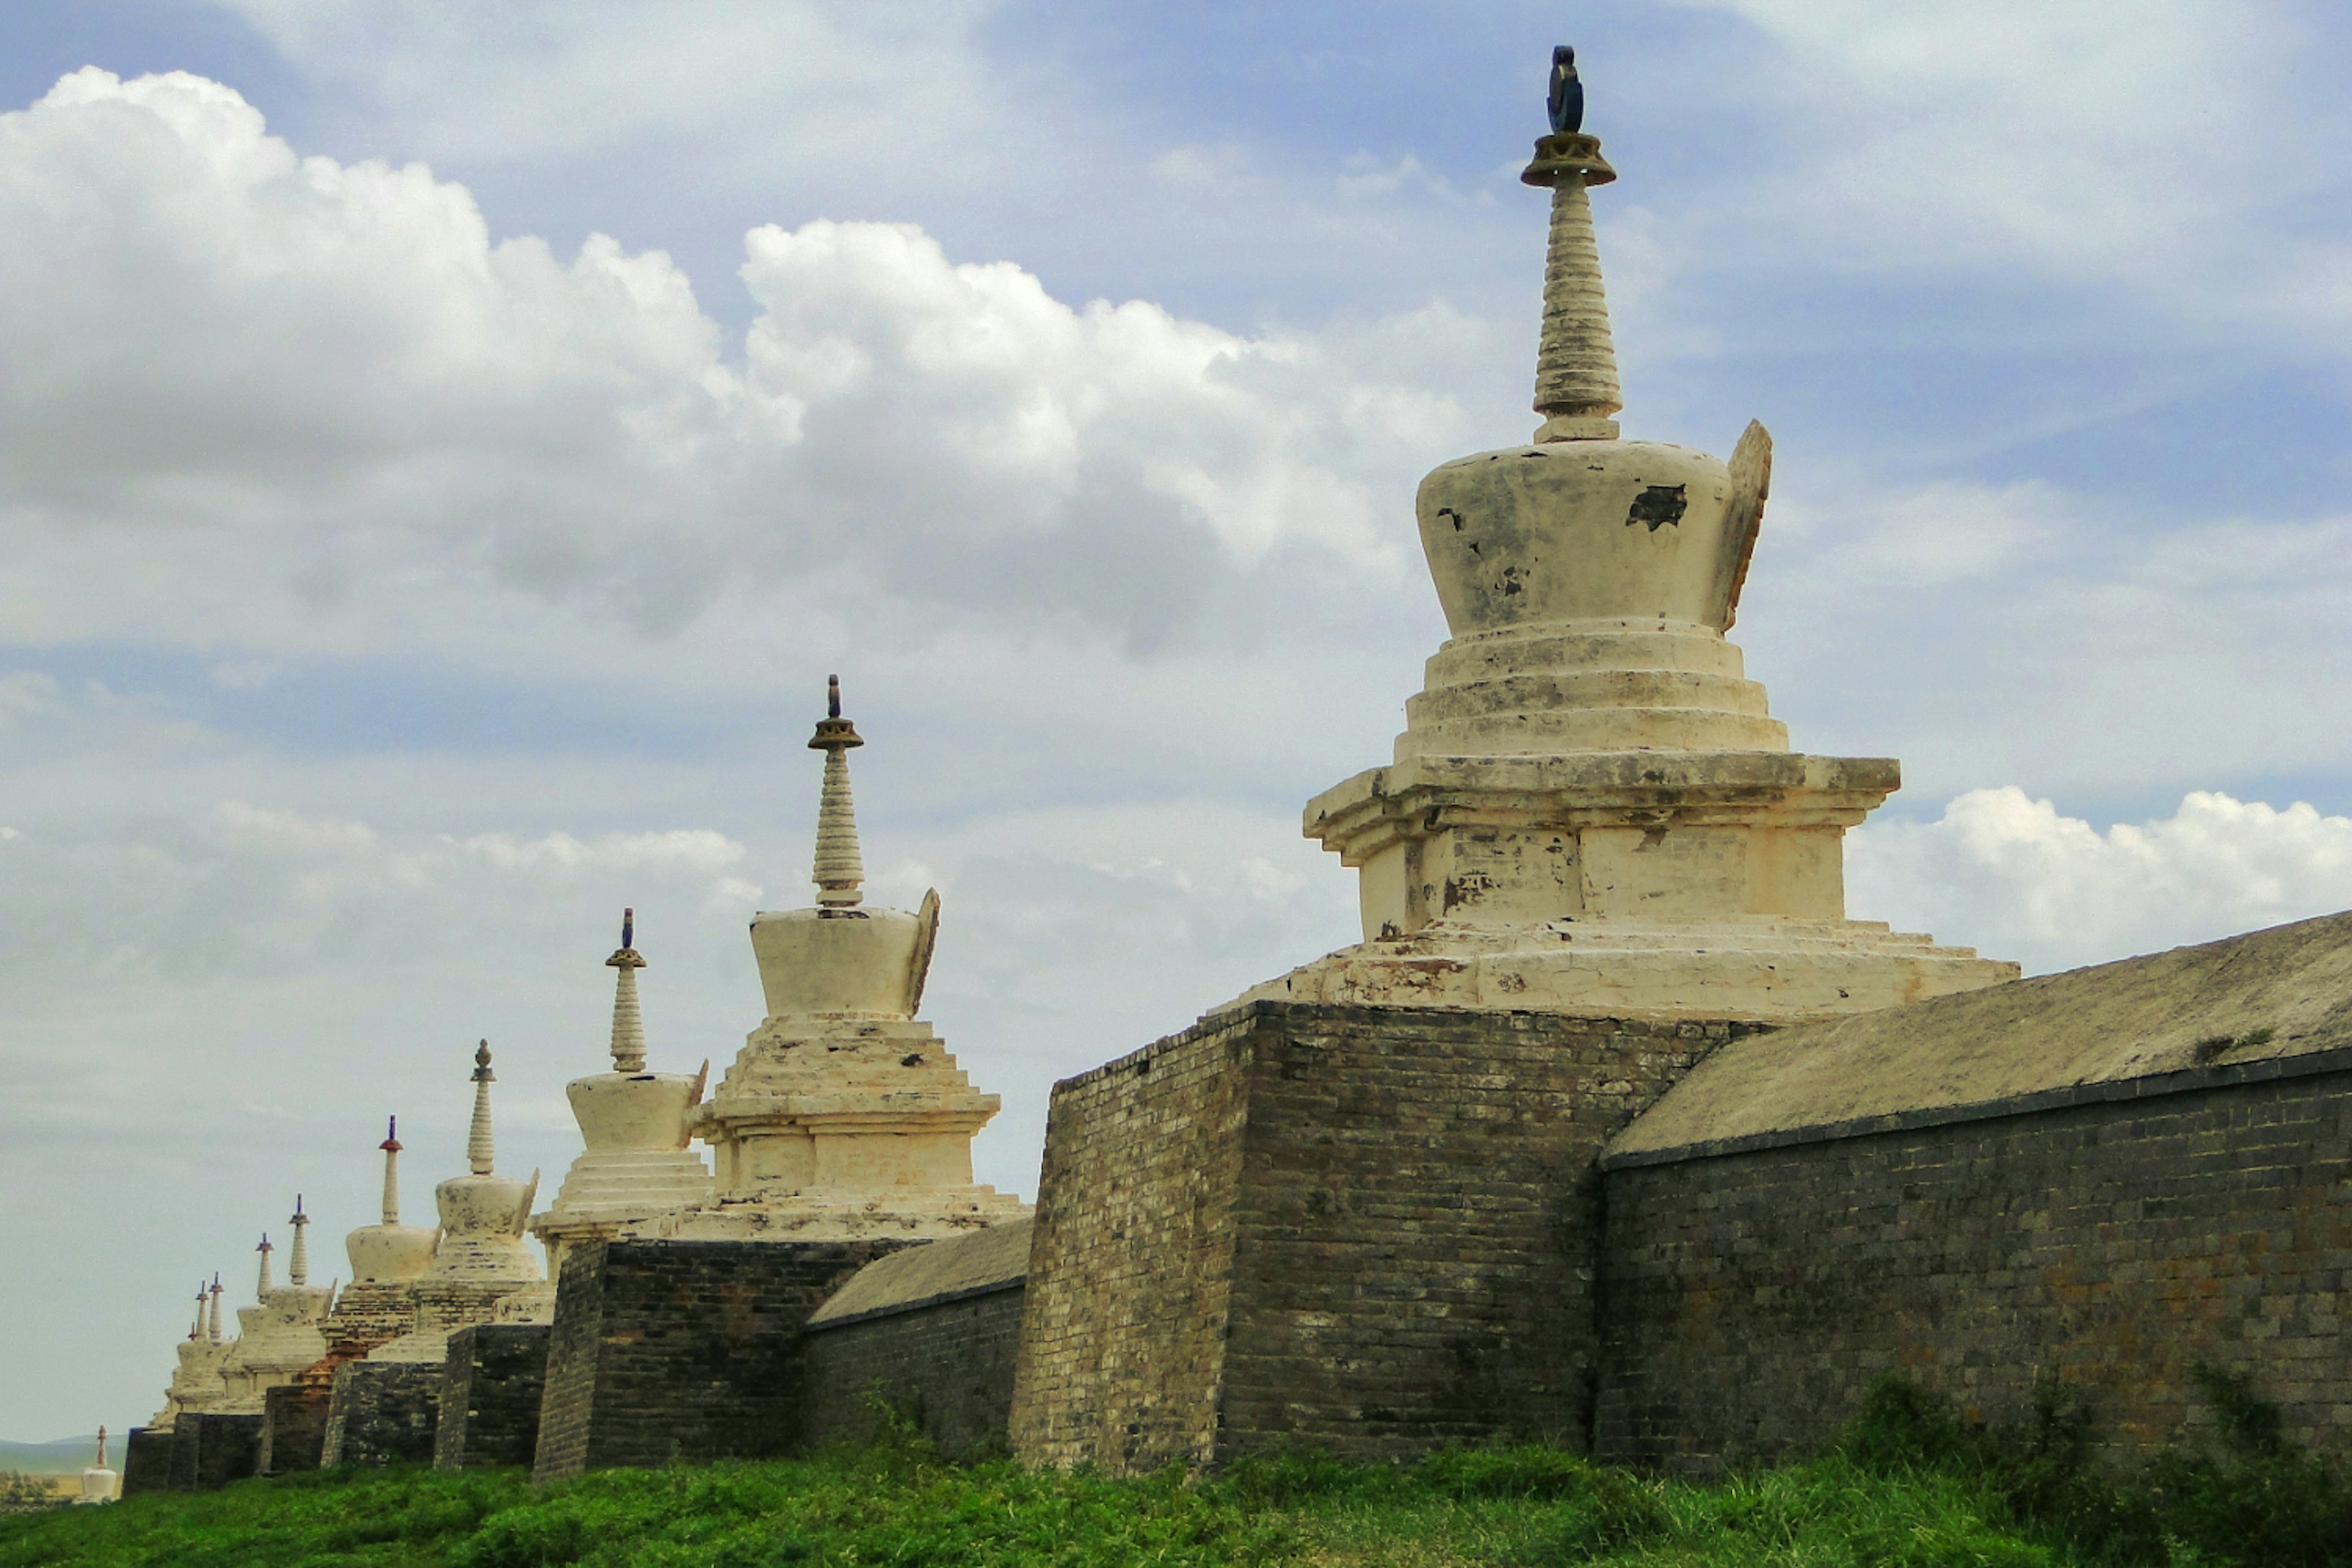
left=532, top=1238, right=909, bottom=1482
left=435, top=1325, right=551, bottom=1472
left=1009, top=1000, right=1758, bottom=1472
left=802, top=1291, right=1026, bottom=1460
left=1599, top=1056, right=2352, bottom=1471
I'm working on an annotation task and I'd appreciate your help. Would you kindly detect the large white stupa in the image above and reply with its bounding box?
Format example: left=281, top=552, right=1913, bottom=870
left=1240, top=113, right=2016, bottom=1024
left=646, top=680, right=1025, bottom=1241
left=215, top=1204, right=334, bottom=1412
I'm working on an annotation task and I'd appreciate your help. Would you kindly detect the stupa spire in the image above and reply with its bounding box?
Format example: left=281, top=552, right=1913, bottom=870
left=607, top=908, right=648, bottom=1072
left=379, top=1115, right=404, bottom=1224
left=93, top=1428, right=107, bottom=1470
left=287, top=1197, right=310, bottom=1286
left=207, top=1275, right=223, bottom=1342
left=468, top=1041, right=498, bottom=1175
left=1522, top=44, right=1621, bottom=443
left=254, top=1233, right=274, bottom=1295
left=808, top=675, right=867, bottom=908
left=189, top=1281, right=205, bottom=1340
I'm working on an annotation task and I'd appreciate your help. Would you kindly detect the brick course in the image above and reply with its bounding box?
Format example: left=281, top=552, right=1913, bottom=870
left=1010, top=1000, right=1746, bottom=1471
left=436, top=1324, right=551, bottom=1471
left=802, top=1285, right=1025, bottom=1458
left=1597, top=1068, right=2352, bottom=1471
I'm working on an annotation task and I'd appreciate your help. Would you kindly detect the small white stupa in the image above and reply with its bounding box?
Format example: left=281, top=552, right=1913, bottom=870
left=522, top=910, right=713, bottom=1293
left=149, top=1278, right=232, bottom=1429
left=76, top=1427, right=118, bottom=1505
left=1238, top=97, right=2016, bottom=1023
left=217, top=1202, right=334, bottom=1411
left=318, top=1117, right=438, bottom=1357
left=652, top=679, right=1025, bottom=1240
left=369, top=1043, right=543, bottom=1362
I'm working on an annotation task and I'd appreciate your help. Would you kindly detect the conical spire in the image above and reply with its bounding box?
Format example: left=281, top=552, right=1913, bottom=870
left=287, top=1196, right=310, bottom=1286
left=379, top=1115, right=404, bottom=1225
left=189, top=1281, right=206, bottom=1340
left=606, top=908, right=648, bottom=1072
left=1521, top=48, right=1622, bottom=443
left=468, top=1041, right=497, bottom=1176
left=254, top=1233, right=274, bottom=1295
left=93, top=1427, right=107, bottom=1470
left=206, top=1275, right=223, bottom=1342
left=807, top=675, right=866, bottom=908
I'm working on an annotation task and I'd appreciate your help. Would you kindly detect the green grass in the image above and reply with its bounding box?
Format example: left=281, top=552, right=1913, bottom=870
left=5, top=1378, right=2346, bottom=1568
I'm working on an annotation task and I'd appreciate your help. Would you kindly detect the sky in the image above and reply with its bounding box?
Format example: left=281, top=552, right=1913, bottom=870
left=4, top=0, right=2352, bottom=1442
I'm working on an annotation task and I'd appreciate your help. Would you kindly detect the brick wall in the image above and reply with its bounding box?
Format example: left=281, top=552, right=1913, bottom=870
left=435, top=1324, right=551, bottom=1471
left=1011, top=1001, right=1747, bottom=1471
left=259, top=1381, right=331, bottom=1474
left=120, top=1427, right=172, bottom=1496
left=532, top=1238, right=912, bottom=1483
left=802, top=1285, right=1025, bottom=1458
left=1598, top=1063, right=2352, bottom=1471
left=322, top=1362, right=440, bottom=1466
left=168, top=1412, right=260, bottom=1490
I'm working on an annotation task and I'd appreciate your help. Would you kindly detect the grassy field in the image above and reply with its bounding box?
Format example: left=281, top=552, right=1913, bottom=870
left=1, top=1379, right=2344, bottom=1567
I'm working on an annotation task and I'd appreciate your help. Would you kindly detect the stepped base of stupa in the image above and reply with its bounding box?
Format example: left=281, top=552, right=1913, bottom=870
left=639, top=1187, right=1028, bottom=1244
left=1237, top=913, right=2016, bottom=1022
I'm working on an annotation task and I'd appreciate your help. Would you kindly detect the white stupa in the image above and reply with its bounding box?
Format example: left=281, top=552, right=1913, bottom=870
left=1237, top=108, right=2015, bottom=1023
left=518, top=910, right=713, bottom=1304
left=216, top=1202, right=334, bottom=1411
left=649, top=679, right=1025, bottom=1241
left=76, top=1428, right=117, bottom=1505
left=318, top=1117, right=438, bottom=1356
left=149, top=1278, right=232, bottom=1429
left=369, top=1042, right=543, bottom=1362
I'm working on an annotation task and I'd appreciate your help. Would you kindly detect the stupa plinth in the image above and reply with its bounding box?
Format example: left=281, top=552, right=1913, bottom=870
left=368, top=1043, right=543, bottom=1362
left=1241, top=91, right=2015, bottom=1023
left=513, top=911, right=714, bottom=1313
left=650, top=679, right=1025, bottom=1241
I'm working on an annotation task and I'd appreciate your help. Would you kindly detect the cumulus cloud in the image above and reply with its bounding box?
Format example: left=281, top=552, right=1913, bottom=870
left=1851, top=787, right=2352, bottom=975
left=0, top=69, right=1469, bottom=668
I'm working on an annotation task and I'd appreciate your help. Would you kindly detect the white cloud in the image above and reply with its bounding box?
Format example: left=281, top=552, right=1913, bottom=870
left=0, top=69, right=1467, bottom=669
left=1851, top=787, right=2352, bottom=975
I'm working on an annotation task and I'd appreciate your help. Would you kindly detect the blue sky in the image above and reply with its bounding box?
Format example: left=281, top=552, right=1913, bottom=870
left=4, top=0, right=2352, bottom=1441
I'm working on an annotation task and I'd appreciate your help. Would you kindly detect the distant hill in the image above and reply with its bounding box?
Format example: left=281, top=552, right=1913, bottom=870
left=0, top=1437, right=115, bottom=1476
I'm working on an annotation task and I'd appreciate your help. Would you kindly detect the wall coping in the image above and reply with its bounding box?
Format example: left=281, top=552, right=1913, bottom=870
left=1600, top=1043, right=2352, bottom=1170
left=800, top=1275, right=1027, bottom=1333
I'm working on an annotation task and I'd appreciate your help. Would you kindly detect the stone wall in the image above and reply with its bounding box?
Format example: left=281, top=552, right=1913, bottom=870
left=322, top=1361, right=440, bottom=1466
left=165, top=1412, right=261, bottom=1490
left=533, top=1237, right=912, bottom=1483
left=1598, top=1055, right=2352, bottom=1471
left=258, top=1381, right=331, bottom=1474
left=1010, top=1000, right=1747, bottom=1471
left=802, top=1286, right=1025, bottom=1458
left=435, top=1324, right=551, bottom=1471
left=119, top=1427, right=172, bottom=1496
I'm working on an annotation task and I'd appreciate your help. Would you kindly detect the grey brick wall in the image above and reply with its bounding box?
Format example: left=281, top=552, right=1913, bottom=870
left=436, top=1324, right=551, bottom=1471
left=1597, top=1067, right=2352, bottom=1471
left=120, top=1427, right=172, bottom=1496
left=1011, top=1000, right=1747, bottom=1472
left=168, top=1413, right=260, bottom=1490
left=259, top=1381, right=331, bottom=1474
left=802, top=1285, right=1025, bottom=1458
left=532, top=1238, right=913, bottom=1483
left=322, top=1362, right=440, bottom=1466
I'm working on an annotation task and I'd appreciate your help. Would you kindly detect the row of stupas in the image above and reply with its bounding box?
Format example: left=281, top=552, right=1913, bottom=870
left=143, top=680, right=1023, bottom=1421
